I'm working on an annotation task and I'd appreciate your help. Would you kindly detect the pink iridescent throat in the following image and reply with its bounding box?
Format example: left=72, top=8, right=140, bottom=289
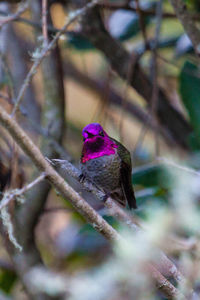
left=81, top=136, right=118, bottom=163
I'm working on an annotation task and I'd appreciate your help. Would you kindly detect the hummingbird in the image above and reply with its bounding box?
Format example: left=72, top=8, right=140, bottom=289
left=80, top=123, right=137, bottom=209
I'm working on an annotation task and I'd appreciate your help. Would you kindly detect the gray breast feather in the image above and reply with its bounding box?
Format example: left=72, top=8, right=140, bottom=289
left=81, top=153, right=121, bottom=192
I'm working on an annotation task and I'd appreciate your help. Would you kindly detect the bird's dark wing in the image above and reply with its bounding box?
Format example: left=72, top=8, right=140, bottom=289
left=110, top=137, right=137, bottom=209
left=0, top=162, right=11, bottom=192
left=120, top=160, right=137, bottom=209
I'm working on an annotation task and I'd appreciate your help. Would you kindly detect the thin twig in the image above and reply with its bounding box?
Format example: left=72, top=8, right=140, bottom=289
left=42, top=0, right=48, bottom=45
left=0, top=258, right=14, bottom=271
left=43, top=206, right=73, bottom=214
left=0, top=1, right=29, bottom=28
left=11, top=0, right=102, bottom=116
left=0, top=173, right=46, bottom=211
left=0, top=51, right=16, bottom=100
left=133, top=120, right=149, bottom=158
left=119, top=52, right=140, bottom=143
left=135, top=0, right=148, bottom=48
left=0, top=92, right=10, bottom=102
left=0, top=9, right=59, bottom=32
left=97, top=2, right=177, bottom=18
left=150, top=0, right=163, bottom=157
left=157, top=157, right=200, bottom=176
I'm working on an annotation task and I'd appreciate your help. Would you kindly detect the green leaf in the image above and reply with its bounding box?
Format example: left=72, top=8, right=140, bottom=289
left=0, top=270, right=16, bottom=294
left=66, top=32, right=94, bottom=51
left=179, top=61, right=200, bottom=145
left=132, top=164, right=168, bottom=188
left=188, top=132, right=200, bottom=151
left=135, top=195, right=168, bottom=220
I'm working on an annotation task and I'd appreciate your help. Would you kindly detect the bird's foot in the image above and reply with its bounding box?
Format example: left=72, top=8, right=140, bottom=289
left=79, top=173, right=86, bottom=183
left=102, top=193, right=110, bottom=203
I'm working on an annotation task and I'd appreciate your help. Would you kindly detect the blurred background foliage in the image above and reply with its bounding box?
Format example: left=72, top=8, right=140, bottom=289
left=1, top=0, right=200, bottom=299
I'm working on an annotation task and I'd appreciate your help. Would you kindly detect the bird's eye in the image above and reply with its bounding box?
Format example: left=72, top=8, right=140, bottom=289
left=99, top=131, right=104, bottom=137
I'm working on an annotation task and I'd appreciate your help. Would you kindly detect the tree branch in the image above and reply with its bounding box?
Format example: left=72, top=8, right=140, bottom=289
left=0, top=1, right=28, bottom=28
left=49, top=158, right=184, bottom=284
left=0, top=173, right=46, bottom=211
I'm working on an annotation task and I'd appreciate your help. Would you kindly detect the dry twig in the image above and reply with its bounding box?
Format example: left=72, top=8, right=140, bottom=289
left=0, top=173, right=46, bottom=211
left=42, top=0, right=48, bottom=45
left=0, top=1, right=28, bottom=28
left=150, top=0, right=163, bottom=157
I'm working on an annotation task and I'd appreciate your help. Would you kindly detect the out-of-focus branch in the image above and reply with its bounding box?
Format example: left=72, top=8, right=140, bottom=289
left=0, top=3, right=10, bottom=88
left=0, top=106, right=185, bottom=300
left=0, top=258, right=14, bottom=271
left=157, top=157, right=200, bottom=176
left=99, top=1, right=200, bottom=20
left=0, top=173, right=46, bottom=211
left=0, top=1, right=28, bottom=28
left=80, top=7, right=192, bottom=149
left=64, top=60, right=176, bottom=147
left=149, top=0, right=163, bottom=156
left=135, top=0, right=148, bottom=48
left=0, top=0, right=21, bottom=3
left=169, top=0, right=200, bottom=57
left=0, top=9, right=57, bottom=31
left=7, top=26, right=40, bottom=124
left=42, top=0, right=48, bottom=45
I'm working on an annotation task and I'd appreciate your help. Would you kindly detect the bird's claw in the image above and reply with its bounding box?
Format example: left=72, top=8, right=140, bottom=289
left=102, top=193, right=110, bottom=203
left=79, top=173, right=86, bottom=183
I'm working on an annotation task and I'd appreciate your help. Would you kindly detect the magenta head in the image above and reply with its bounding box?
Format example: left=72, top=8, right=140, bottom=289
left=81, top=123, right=118, bottom=163
left=82, top=123, right=108, bottom=141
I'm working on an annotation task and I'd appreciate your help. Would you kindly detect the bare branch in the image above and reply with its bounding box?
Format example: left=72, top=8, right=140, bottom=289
left=0, top=258, right=14, bottom=271
left=99, top=1, right=199, bottom=20
left=42, top=0, right=48, bottom=45
left=0, top=1, right=28, bottom=28
left=0, top=173, right=46, bottom=211
left=150, top=0, right=163, bottom=157
left=157, top=157, right=200, bottom=176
